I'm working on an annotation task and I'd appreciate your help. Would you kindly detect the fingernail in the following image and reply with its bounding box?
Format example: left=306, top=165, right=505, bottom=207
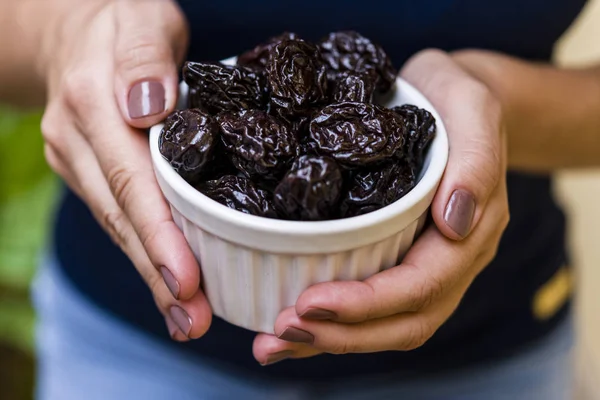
left=128, top=80, right=165, bottom=119
left=165, top=318, right=180, bottom=340
left=170, top=306, right=192, bottom=337
left=278, top=327, right=314, bottom=344
left=160, top=266, right=180, bottom=300
left=300, top=308, right=337, bottom=320
left=261, top=350, right=294, bottom=366
left=444, top=189, right=476, bottom=238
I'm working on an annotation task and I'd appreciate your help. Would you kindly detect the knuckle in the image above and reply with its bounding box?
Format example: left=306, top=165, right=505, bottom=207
left=102, top=209, right=130, bottom=249
left=413, top=48, right=448, bottom=63
left=399, top=319, right=435, bottom=351
left=106, top=165, right=136, bottom=210
left=117, top=39, right=172, bottom=76
left=405, top=265, right=444, bottom=311
left=149, top=272, right=168, bottom=302
left=459, top=140, right=502, bottom=191
left=503, top=208, right=511, bottom=229
left=328, top=339, right=354, bottom=355
left=61, top=69, right=98, bottom=112
left=43, top=144, right=61, bottom=173
left=499, top=205, right=511, bottom=232
left=139, top=220, right=164, bottom=254
left=41, top=109, right=62, bottom=148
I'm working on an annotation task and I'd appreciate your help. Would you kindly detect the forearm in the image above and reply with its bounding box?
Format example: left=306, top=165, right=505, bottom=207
left=452, top=50, right=600, bottom=172
left=0, top=1, right=52, bottom=107
left=0, top=0, right=107, bottom=108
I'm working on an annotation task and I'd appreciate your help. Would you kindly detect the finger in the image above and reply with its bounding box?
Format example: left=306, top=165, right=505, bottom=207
left=65, top=132, right=211, bottom=339
left=43, top=143, right=83, bottom=199
left=164, top=314, right=190, bottom=342
left=61, top=19, right=201, bottom=307
left=114, top=0, right=188, bottom=127
left=276, top=273, right=472, bottom=354
left=295, top=224, right=478, bottom=323
left=65, top=19, right=201, bottom=302
left=252, top=332, right=322, bottom=366
left=42, top=108, right=211, bottom=338
left=400, top=49, right=503, bottom=240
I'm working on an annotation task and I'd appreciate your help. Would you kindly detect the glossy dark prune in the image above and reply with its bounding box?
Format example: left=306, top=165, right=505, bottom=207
left=341, top=161, right=416, bottom=217
left=318, top=31, right=397, bottom=93
left=237, top=32, right=300, bottom=71
left=218, top=110, right=298, bottom=180
left=266, top=39, right=328, bottom=119
left=274, top=155, right=343, bottom=221
left=309, top=102, right=407, bottom=167
left=159, top=109, right=219, bottom=184
left=183, top=62, right=266, bottom=115
left=332, top=72, right=376, bottom=103
left=391, top=105, right=436, bottom=166
left=197, top=175, right=278, bottom=218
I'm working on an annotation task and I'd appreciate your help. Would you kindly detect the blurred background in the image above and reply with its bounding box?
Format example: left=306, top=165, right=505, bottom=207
left=1, top=2, right=599, bottom=399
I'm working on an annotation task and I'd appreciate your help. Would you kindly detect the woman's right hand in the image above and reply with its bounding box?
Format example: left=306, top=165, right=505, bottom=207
left=40, top=0, right=211, bottom=341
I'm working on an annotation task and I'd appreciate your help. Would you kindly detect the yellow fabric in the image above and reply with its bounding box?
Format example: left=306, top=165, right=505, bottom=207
left=532, top=266, right=573, bottom=321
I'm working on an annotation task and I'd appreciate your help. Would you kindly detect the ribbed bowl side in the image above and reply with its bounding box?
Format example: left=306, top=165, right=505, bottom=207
left=170, top=206, right=428, bottom=333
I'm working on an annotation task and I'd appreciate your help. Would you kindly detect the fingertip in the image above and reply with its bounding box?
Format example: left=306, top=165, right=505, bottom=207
left=148, top=224, right=201, bottom=301
left=252, top=333, right=300, bottom=365
left=273, top=307, right=301, bottom=337
left=178, top=291, right=212, bottom=339
left=121, top=77, right=178, bottom=129
left=165, top=315, right=190, bottom=342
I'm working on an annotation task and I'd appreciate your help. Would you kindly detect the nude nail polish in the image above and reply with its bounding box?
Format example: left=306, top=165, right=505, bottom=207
left=128, top=80, right=165, bottom=119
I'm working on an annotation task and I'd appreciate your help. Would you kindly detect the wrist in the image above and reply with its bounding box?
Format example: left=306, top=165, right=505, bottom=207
left=451, top=49, right=600, bottom=170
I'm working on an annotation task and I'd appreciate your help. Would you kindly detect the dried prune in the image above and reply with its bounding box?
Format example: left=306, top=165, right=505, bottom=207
left=318, top=31, right=397, bottom=92
left=197, top=175, right=278, bottom=218
left=218, top=110, right=298, bottom=180
left=238, top=32, right=300, bottom=71
left=274, top=155, right=343, bottom=221
left=159, top=109, right=219, bottom=184
left=183, top=62, right=266, bottom=115
left=309, top=102, right=407, bottom=167
left=391, top=105, right=436, bottom=166
left=332, top=72, right=376, bottom=103
left=341, top=161, right=416, bottom=217
left=266, top=39, right=328, bottom=119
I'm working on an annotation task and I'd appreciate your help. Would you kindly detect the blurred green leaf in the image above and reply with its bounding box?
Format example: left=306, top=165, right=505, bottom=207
left=0, top=106, right=58, bottom=353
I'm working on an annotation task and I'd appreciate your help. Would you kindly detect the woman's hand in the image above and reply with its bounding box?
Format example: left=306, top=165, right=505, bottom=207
left=40, top=0, right=210, bottom=340
left=253, top=49, right=510, bottom=365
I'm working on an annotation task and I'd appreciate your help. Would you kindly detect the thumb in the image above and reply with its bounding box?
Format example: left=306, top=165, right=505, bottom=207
left=401, top=49, right=503, bottom=240
left=114, top=0, right=189, bottom=129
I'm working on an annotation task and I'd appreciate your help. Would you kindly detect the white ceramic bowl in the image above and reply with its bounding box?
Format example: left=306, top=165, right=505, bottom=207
left=149, top=62, right=448, bottom=333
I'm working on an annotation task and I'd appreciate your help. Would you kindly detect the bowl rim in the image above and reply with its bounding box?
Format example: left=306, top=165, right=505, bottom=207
left=149, top=71, right=448, bottom=243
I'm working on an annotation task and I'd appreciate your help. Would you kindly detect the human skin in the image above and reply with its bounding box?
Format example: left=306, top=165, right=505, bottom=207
left=1, top=0, right=598, bottom=365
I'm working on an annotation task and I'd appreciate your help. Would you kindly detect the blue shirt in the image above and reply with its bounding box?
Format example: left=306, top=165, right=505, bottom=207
left=54, top=0, right=586, bottom=382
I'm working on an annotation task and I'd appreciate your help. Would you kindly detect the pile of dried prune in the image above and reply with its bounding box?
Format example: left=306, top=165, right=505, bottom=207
left=160, top=31, right=437, bottom=221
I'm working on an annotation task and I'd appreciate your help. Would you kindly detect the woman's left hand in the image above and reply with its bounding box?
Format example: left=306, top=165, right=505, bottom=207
left=252, top=49, right=510, bottom=366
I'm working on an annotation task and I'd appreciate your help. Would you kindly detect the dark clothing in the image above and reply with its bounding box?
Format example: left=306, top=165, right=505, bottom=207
left=53, top=0, right=585, bottom=382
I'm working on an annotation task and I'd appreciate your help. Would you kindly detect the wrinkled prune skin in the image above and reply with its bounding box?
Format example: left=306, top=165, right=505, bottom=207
left=341, top=161, right=416, bottom=217
left=318, top=31, right=397, bottom=92
left=159, top=109, right=219, bottom=184
left=238, top=32, right=300, bottom=71
left=309, top=102, right=407, bottom=167
left=391, top=105, right=436, bottom=166
left=197, top=175, right=278, bottom=218
left=332, top=72, right=376, bottom=103
left=266, top=39, right=328, bottom=119
left=218, top=110, right=298, bottom=180
left=274, top=155, right=343, bottom=221
left=183, top=62, right=266, bottom=115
